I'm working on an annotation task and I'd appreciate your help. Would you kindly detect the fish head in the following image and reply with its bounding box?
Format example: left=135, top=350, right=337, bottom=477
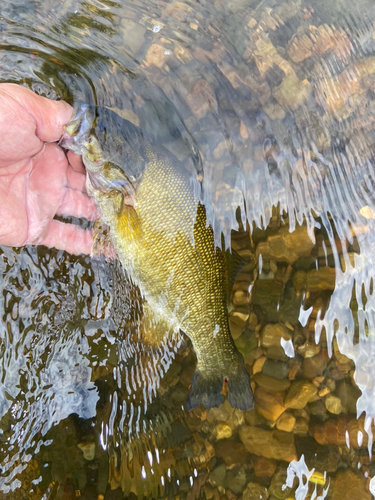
left=60, top=103, right=146, bottom=194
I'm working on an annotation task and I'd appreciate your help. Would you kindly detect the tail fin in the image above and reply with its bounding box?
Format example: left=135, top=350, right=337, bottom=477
left=186, top=370, right=224, bottom=410
left=227, top=366, right=254, bottom=411
left=186, top=366, right=254, bottom=411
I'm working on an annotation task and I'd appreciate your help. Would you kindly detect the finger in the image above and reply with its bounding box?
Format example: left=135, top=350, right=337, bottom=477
left=66, top=164, right=87, bottom=192
left=56, top=187, right=100, bottom=220
left=67, top=151, right=85, bottom=173
left=0, top=83, right=73, bottom=143
left=40, top=220, right=93, bottom=255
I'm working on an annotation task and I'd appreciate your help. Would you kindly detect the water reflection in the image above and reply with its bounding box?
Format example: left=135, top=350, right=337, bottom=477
left=2, top=0, right=375, bottom=497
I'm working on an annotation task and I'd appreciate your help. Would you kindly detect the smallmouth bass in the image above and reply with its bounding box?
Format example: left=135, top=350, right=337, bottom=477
left=60, top=104, right=253, bottom=411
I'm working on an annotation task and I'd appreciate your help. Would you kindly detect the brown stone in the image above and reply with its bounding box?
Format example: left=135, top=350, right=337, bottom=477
left=298, top=340, right=321, bottom=358
left=239, top=121, right=249, bottom=140
left=254, top=388, right=286, bottom=422
left=288, top=25, right=352, bottom=64
left=252, top=355, right=267, bottom=375
left=229, top=313, right=247, bottom=339
left=261, top=323, right=292, bottom=349
left=184, top=80, right=218, bottom=120
left=252, top=456, right=277, bottom=479
left=217, top=60, right=271, bottom=105
left=311, top=415, right=373, bottom=448
left=331, top=470, right=371, bottom=500
left=273, top=74, right=312, bottom=111
left=239, top=426, right=297, bottom=462
left=257, top=225, right=315, bottom=265
left=232, top=290, right=249, bottom=306
left=318, top=387, right=330, bottom=397
left=285, top=380, right=317, bottom=409
left=216, top=440, right=251, bottom=466
left=214, top=423, right=233, bottom=440
left=242, top=482, right=269, bottom=500
left=302, top=353, right=328, bottom=379
left=253, top=373, right=291, bottom=393
left=288, top=363, right=301, bottom=380
left=325, top=394, right=343, bottom=415
left=263, top=101, right=286, bottom=120
left=293, top=268, right=336, bottom=292
left=333, top=337, right=351, bottom=364
left=143, top=44, right=170, bottom=68
left=276, top=412, right=296, bottom=433
left=293, top=417, right=309, bottom=436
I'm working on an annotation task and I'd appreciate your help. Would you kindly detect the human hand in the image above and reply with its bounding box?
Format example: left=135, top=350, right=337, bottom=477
left=0, top=83, right=98, bottom=255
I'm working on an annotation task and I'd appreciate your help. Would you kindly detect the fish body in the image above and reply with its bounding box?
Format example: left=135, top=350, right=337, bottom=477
left=60, top=105, right=253, bottom=411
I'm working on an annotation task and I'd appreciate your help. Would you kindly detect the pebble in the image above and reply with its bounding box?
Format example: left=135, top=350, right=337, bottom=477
left=325, top=394, right=343, bottom=415
left=335, top=380, right=361, bottom=414
left=253, top=355, right=267, bottom=374
left=297, top=340, right=321, bottom=358
left=238, top=426, right=297, bottom=462
left=252, top=456, right=277, bottom=479
left=288, top=363, right=301, bottom=380
left=242, top=481, right=269, bottom=500
left=275, top=412, right=296, bottom=433
left=253, top=373, right=291, bottom=392
left=256, top=225, right=315, bottom=265
left=232, top=290, right=249, bottom=306
left=311, top=415, right=371, bottom=448
left=302, top=353, right=328, bottom=379
left=293, top=417, right=309, bottom=436
left=254, top=388, right=286, bottom=422
left=285, top=380, right=318, bottom=409
left=308, top=399, right=327, bottom=417
left=143, top=44, right=170, bottom=68
left=261, top=323, right=292, bottom=349
left=318, top=387, right=330, bottom=397
left=209, top=463, right=228, bottom=489
left=214, top=423, right=233, bottom=440
left=215, top=440, right=251, bottom=466
left=331, top=470, right=371, bottom=500
left=262, top=359, right=290, bottom=379
left=273, top=74, right=312, bottom=111
left=207, top=404, right=230, bottom=423
left=293, top=267, right=336, bottom=292
left=227, top=466, right=248, bottom=494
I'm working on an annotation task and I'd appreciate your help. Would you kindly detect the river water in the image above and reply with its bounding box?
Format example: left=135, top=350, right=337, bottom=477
left=1, top=0, right=375, bottom=498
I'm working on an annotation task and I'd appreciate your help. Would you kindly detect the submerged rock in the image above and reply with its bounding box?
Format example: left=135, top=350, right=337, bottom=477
left=238, top=426, right=297, bottom=461
left=285, top=380, right=318, bottom=409
left=242, top=481, right=269, bottom=500
left=331, top=470, right=371, bottom=500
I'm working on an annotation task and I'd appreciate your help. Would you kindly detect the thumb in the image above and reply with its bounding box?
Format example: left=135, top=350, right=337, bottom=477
left=0, top=83, right=73, bottom=142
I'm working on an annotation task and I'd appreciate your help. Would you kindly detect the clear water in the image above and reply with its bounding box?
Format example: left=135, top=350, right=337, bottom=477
left=1, top=0, right=375, bottom=498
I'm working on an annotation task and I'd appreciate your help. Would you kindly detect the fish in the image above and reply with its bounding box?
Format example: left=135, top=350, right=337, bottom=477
left=60, top=104, right=254, bottom=411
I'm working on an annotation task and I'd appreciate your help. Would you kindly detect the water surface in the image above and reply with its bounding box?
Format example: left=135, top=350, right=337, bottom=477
left=1, top=0, right=375, bottom=498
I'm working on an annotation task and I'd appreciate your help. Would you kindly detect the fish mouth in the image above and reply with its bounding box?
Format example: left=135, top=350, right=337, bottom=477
left=59, top=103, right=92, bottom=153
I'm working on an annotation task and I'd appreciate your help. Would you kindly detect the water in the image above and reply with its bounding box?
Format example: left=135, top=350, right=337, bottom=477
left=1, top=0, right=375, bottom=498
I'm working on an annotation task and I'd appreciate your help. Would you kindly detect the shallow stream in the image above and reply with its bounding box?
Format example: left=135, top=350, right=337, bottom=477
left=1, top=0, right=375, bottom=498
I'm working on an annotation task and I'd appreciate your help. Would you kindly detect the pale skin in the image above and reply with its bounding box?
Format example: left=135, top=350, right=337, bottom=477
left=0, top=83, right=98, bottom=255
